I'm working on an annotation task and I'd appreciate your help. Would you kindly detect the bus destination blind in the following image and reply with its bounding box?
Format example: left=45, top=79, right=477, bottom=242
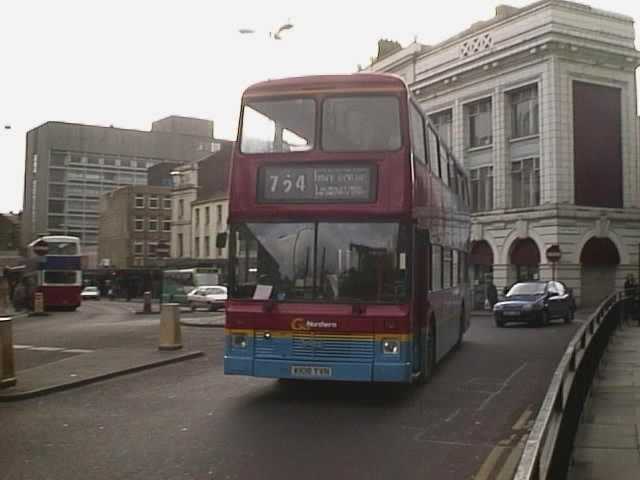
left=258, top=164, right=377, bottom=203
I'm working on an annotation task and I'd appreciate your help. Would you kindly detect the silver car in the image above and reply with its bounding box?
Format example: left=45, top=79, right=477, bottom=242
left=81, top=286, right=100, bottom=301
left=187, top=286, right=227, bottom=312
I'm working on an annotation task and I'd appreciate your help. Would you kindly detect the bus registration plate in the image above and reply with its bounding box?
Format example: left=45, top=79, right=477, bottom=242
left=290, top=366, right=332, bottom=378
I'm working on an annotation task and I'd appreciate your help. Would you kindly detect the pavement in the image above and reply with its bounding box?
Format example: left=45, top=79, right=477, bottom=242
left=0, top=303, right=206, bottom=402
left=0, top=345, right=203, bottom=401
left=180, top=312, right=225, bottom=328
left=116, top=299, right=226, bottom=327
left=569, top=322, right=640, bottom=479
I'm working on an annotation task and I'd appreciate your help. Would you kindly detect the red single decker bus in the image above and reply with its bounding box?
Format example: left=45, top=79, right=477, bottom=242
left=223, top=73, right=471, bottom=383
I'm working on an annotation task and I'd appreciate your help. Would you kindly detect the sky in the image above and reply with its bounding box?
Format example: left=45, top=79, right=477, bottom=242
left=1, top=0, right=639, bottom=213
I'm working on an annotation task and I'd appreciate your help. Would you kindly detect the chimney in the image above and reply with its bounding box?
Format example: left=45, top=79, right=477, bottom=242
left=495, top=5, right=519, bottom=18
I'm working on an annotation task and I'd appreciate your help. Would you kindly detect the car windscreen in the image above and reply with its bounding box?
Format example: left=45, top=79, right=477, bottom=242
left=207, top=288, right=226, bottom=295
left=507, top=283, right=546, bottom=296
left=47, top=242, right=78, bottom=255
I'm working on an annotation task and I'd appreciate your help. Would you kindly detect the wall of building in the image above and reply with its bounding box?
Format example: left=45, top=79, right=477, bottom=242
left=191, top=198, right=229, bottom=261
left=98, top=189, right=129, bottom=268
left=147, top=162, right=181, bottom=188
left=197, top=141, right=233, bottom=200
left=169, top=145, right=233, bottom=260
left=171, top=162, right=198, bottom=259
left=369, top=0, right=640, bottom=307
left=98, top=185, right=172, bottom=269
left=151, top=116, right=214, bottom=138
left=22, top=118, right=217, bottom=248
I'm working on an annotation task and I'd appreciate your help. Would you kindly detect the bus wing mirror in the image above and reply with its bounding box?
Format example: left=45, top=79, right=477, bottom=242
left=216, top=232, right=228, bottom=249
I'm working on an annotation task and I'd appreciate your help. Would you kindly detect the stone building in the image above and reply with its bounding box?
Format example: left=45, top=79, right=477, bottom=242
left=170, top=141, right=233, bottom=270
left=97, top=185, right=172, bottom=269
left=369, top=0, right=640, bottom=307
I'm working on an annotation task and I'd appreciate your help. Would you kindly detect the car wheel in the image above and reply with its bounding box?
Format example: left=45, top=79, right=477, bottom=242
left=539, top=310, right=550, bottom=327
left=495, top=316, right=505, bottom=328
left=564, top=307, right=574, bottom=324
left=189, top=302, right=196, bottom=312
left=208, top=303, right=216, bottom=312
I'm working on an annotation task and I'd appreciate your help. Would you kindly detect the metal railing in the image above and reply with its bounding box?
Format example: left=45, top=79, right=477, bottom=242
left=514, top=288, right=636, bottom=480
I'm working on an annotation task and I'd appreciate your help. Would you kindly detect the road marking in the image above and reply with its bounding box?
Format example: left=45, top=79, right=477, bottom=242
left=512, top=406, right=534, bottom=431
left=13, top=345, right=93, bottom=354
left=445, top=409, right=461, bottom=423
left=477, top=362, right=528, bottom=411
left=498, top=433, right=516, bottom=446
left=474, top=445, right=507, bottom=480
left=496, top=435, right=528, bottom=480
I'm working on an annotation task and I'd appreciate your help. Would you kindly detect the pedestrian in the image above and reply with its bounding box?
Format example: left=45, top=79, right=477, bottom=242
left=623, top=274, right=637, bottom=323
left=624, top=274, right=636, bottom=294
left=486, top=279, right=498, bottom=309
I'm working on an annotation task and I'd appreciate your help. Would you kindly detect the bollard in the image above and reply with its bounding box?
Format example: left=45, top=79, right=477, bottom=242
left=159, top=303, right=182, bottom=351
left=0, top=276, right=9, bottom=317
left=0, top=317, right=17, bottom=389
left=143, top=291, right=152, bottom=314
left=31, top=292, right=48, bottom=316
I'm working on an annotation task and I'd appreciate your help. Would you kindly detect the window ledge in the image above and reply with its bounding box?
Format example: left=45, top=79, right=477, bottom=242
left=466, top=144, right=493, bottom=153
left=509, top=134, right=540, bottom=144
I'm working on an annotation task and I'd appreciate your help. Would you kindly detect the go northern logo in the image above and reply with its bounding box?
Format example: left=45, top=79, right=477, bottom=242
left=291, top=318, right=338, bottom=330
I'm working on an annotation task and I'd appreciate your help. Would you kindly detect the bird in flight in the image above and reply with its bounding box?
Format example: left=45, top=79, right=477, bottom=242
left=271, top=21, right=294, bottom=40
left=238, top=19, right=293, bottom=40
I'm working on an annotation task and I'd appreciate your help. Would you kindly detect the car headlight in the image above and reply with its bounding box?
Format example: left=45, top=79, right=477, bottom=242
left=493, top=304, right=503, bottom=311
left=382, top=339, right=400, bottom=355
left=231, top=333, right=248, bottom=349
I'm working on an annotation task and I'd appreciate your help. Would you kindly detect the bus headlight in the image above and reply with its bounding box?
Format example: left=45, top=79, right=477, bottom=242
left=382, top=339, right=400, bottom=355
left=232, top=333, right=248, bottom=349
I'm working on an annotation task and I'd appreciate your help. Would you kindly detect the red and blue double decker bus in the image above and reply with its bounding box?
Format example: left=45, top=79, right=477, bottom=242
left=223, top=74, right=471, bottom=383
left=26, top=235, right=82, bottom=311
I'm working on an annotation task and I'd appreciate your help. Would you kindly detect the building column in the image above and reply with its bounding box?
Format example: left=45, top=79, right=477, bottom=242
left=452, top=99, right=464, bottom=161
left=493, top=87, right=508, bottom=210
left=492, top=263, right=509, bottom=295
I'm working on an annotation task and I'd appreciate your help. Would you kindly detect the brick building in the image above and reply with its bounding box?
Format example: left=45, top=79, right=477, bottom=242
left=97, top=185, right=172, bottom=269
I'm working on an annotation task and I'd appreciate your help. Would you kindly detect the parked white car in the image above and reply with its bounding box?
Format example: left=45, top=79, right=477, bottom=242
left=81, top=286, right=100, bottom=300
left=187, top=286, right=227, bottom=311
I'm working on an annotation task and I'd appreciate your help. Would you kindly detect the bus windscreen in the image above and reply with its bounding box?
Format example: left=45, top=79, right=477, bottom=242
left=322, top=96, right=401, bottom=152
left=240, top=98, right=315, bottom=154
left=230, top=222, right=409, bottom=303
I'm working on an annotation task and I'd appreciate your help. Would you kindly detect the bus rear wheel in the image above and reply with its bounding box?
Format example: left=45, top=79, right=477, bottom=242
left=416, top=321, right=436, bottom=385
left=454, top=306, right=465, bottom=349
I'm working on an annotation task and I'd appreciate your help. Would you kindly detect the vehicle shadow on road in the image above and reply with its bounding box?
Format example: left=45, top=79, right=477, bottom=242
left=236, top=378, right=420, bottom=410
left=499, top=321, right=576, bottom=329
